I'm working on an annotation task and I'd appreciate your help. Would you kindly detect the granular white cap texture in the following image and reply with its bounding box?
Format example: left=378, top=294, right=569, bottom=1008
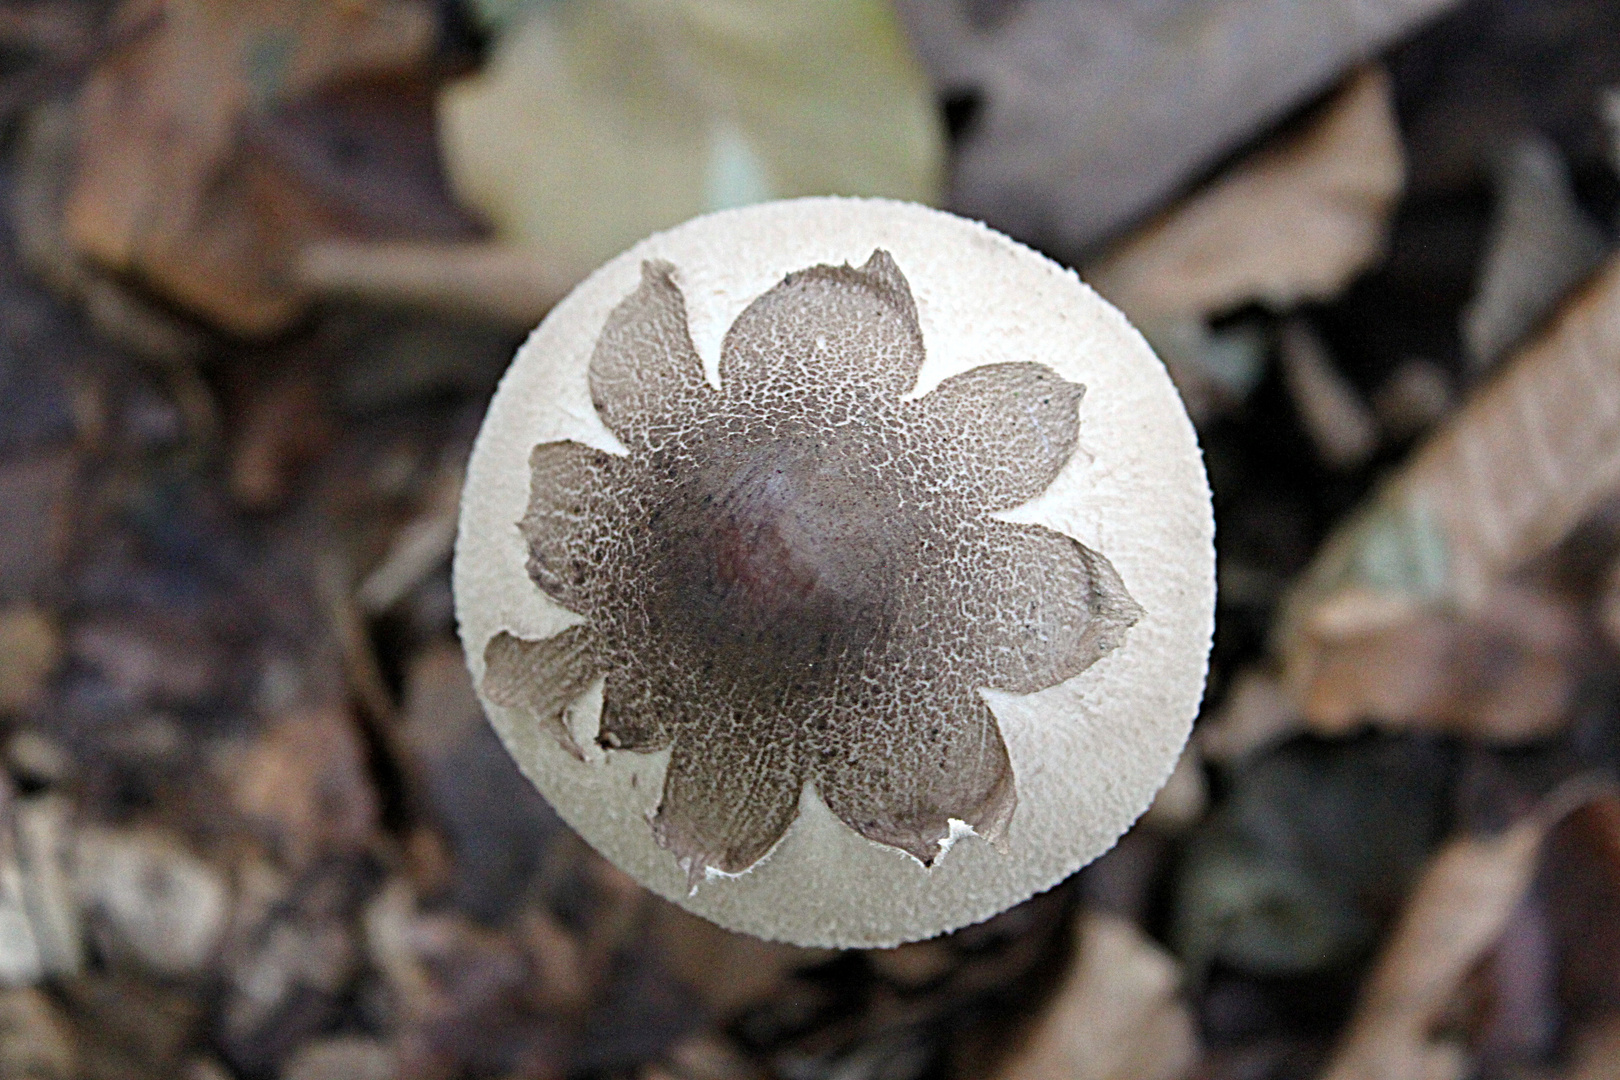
left=454, top=197, right=1214, bottom=948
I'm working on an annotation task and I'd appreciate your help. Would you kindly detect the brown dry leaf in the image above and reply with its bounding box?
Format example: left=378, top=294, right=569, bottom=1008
left=12, top=98, right=210, bottom=365
left=0, top=450, right=74, bottom=604
left=1374, top=360, right=1455, bottom=442
left=278, top=1037, right=396, bottom=1080
left=361, top=878, right=569, bottom=1079
left=57, top=974, right=204, bottom=1080
left=1320, top=786, right=1615, bottom=1080
left=62, top=0, right=435, bottom=335
left=0, top=987, right=76, bottom=1078
left=1569, top=1019, right=1620, bottom=1080
left=1278, top=253, right=1620, bottom=736
left=1540, top=799, right=1620, bottom=1036
left=898, top=0, right=1450, bottom=256
left=1090, top=66, right=1404, bottom=324
left=229, top=370, right=333, bottom=511
left=1462, top=134, right=1607, bottom=371
left=239, top=71, right=481, bottom=249
left=1295, top=582, right=1582, bottom=742
left=227, top=707, right=378, bottom=869
left=1087, top=67, right=1403, bottom=419
left=0, top=604, right=60, bottom=715
left=994, top=913, right=1197, bottom=1080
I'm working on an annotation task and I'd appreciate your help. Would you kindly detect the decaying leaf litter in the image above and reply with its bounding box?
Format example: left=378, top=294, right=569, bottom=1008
left=0, top=0, right=1618, bottom=1077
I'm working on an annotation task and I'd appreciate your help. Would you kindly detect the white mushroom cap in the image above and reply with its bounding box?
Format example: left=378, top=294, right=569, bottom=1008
left=454, top=197, right=1214, bottom=948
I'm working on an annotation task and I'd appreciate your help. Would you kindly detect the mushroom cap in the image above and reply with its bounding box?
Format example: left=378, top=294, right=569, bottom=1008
left=454, top=197, right=1214, bottom=948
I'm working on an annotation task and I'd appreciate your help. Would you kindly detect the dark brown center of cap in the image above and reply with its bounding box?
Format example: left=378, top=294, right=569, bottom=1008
left=655, top=438, right=902, bottom=684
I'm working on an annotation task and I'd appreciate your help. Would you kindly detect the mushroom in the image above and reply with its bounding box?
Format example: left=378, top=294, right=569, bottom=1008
left=455, top=198, right=1214, bottom=948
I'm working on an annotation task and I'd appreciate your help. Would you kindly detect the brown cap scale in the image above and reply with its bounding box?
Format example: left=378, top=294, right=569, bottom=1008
left=455, top=198, right=1214, bottom=947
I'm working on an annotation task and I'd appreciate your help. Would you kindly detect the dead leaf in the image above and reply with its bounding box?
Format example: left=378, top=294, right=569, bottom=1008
left=70, top=615, right=224, bottom=710
left=1295, top=583, right=1583, bottom=742
left=1374, top=360, right=1455, bottom=442
left=11, top=98, right=211, bottom=365
left=1280, top=319, right=1379, bottom=470
left=995, top=913, right=1197, bottom=1080
left=0, top=987, right=75, bottom=1078
left=279, top=1037, right=396, bottom=1080
left=239, top=70, right=482, bottom=248
left=228, top=369, right=333, bottom=511
left=361, top=877, right=570, bottom=1079
left=438, top=0, right=942, bottom=277
left=1320, top=786, right=1616, bottom=1080
left=227, top=707, right=378, bottom=869
left=1172, top=737, right=1450, bottom=978
left=63, top=0, right=436, bottom=335
left=658, top=1034, right=766, bottom=1080
left=0, top=450, right=74, bottom=604
left=1087, top=68, right=1403, bottom=419
left=1569, top=1019, right=1620, bottom=1080
left=1197, top=670, right=1301, bottom=766
left=218, top=864, right=363, bottom=1075
left=1300, top=252, right=1620, bottom=611
left=11, top=795, right=83, bottom=980
left=1540, top=799, right=1620, bottom=1026
left=1090, top=68, right=1404, bottom=323
left=1279, top=254, right=1620, bottom=734
left=1322, top=819, right=1546, bottom=1080
left=5, top=730, right=71, bottom=788
left=57, top=974, right=204, bottom=1080
left=74, top=825, right=230, bottom=978
left=0, top=605, right=60, bottom=715
left=397, top=645, right=563, bottom=922
left=1462, top=134, right=1608, bottom=371
left=899, top=0, right=1443, bottom=256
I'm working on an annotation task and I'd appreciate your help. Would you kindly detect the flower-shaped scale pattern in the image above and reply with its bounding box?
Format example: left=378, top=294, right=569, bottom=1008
left=482, top=250, right=1142, bottom=880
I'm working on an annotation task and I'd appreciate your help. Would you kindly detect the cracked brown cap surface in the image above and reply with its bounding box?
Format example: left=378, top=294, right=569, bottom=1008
left=455, top=198, right=1214, bottom=947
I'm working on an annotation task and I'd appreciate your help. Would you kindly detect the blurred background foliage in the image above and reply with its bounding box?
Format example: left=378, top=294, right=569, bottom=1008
left=0, top=1, right=1618, bottom=1079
